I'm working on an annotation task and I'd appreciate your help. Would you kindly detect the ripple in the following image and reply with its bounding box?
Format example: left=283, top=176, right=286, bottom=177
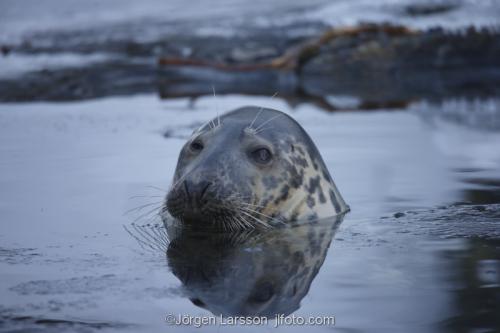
left=9, top=274, right=124, bottom=296
left=387, top=204, right=500, bottom=239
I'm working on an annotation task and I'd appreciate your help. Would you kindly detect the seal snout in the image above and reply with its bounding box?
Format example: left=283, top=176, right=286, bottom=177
left=183, top=179, right=213, bottom=209
left=166, top=177, right=226, bottom=223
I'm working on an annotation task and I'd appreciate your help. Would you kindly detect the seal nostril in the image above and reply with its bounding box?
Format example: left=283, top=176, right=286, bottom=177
left=183, top=180, right=191, bottom=200
left=199, top=181, right=212, bottom=201
left=183, top=180, right=212, bottom=209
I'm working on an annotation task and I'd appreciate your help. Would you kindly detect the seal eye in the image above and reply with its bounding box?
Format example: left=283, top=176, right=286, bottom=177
left=189, top=140, right=204, bottom=152
left=251, top=147, right=272, bottom=164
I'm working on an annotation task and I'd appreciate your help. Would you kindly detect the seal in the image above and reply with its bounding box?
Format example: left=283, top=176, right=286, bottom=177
left=164, top=106, right=349, bottom=229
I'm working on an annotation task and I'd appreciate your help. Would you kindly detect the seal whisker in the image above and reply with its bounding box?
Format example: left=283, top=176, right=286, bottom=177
left=141, top=226, right=168, bottom=252
left=227, top=217, right=236, bottom=232
left=248, top=92, right=278, bottom=130
left=145, top=185, right=168, bottom=193
left=269, top=91, right=279, bottom=100
left=229, top=197, right=267, bottom=210
left=217, top=204, right=245, bottom=230
left=225, top=194, right=259, bottom=207
left=222, top=196, right=250, bottom=211
left=236, top=202, right=267, bottom=209
left=135, top=224, right=167, bottom=250
left=254, top=125, right=274, bottom=134
left=211, top=85, right=221, bottom=128
left=132, top=205, right=162, bottom=223
left=227, top=194, right=252, bottom=203
left=223, top=214, right=237, bottom=230
left=143, top=211, right=163, bottom=225
left=212, top=202, right=253, bottom=230
left=236, top=210, right=252, bottom=229
left=239, top=210, right=272, bottom=228
left=196, top=117, right=214, bottom=133
left=149, top=224, right=170, bottom=248
left=220, top=216, right=228, bottom=231
left=126, top=224, right=167, bottom=252
left=238, top=214, right=256, bottom=229
left=124, top=201, right=164, bottom=215
left=128, top=195, right=163, bottom=200
left=237, top=207, right=270, bottom=226
left=248, top=108, right=264, bottom=130
left=138, top=213, right=161, bottom=226
left=234, top=215, right=245, bottom=230
left=214, top=195, right=277, bottom=229
left=132, top=205, right=162, bottom=221
left=231, top=212, right=248, bottom=229
left=240, top=206, right=273, bottom=220
left=241, top=207, right=286, bottom=225
left=254, top=114, right=282, bottom=133
left=226, top=216, right=236, bottom=232
left=247, top=209, right=284, bottom=224
left=123, top=225, right=161, bottom=252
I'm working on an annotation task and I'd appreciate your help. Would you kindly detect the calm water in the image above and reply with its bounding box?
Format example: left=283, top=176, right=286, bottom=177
left=0, top=95, right=499, bottom=332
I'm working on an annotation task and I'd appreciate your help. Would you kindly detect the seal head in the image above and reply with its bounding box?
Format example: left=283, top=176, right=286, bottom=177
left=165, top=106, right=348, bottom=229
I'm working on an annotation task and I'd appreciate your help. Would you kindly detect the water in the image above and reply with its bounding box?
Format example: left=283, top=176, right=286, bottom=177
left=0, top=94, right=499, bottom=332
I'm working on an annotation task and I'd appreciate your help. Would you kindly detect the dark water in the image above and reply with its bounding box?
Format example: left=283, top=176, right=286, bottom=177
left=0, top=94, right=499, bottom=332
left=1, top=0, right=500, bottom=331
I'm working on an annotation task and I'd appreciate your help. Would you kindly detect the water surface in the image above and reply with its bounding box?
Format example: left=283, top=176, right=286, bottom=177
left=0, top=95, right=499, bottom=332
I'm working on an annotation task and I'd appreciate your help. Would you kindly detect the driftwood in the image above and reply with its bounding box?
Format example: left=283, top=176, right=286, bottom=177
left=158, top=24, right=417, bottom=72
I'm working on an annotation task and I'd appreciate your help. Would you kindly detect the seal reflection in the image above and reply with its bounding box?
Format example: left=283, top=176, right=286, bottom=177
left=164, top=215, right=344, bottom=317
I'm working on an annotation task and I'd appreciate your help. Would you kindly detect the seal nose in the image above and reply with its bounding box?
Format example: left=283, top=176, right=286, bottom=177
left=183, top=179, right=212, bottom=208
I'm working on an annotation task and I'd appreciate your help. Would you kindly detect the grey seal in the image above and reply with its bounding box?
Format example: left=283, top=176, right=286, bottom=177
left=164, top=106, right=349, bottom=229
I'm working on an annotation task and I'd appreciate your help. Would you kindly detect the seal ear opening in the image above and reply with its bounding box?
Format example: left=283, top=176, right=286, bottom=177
left=190, top=298, right=207, bottom=309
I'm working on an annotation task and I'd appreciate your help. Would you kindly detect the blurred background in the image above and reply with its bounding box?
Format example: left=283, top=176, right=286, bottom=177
left=1, top=0, right=500, bottom=104
left=0, top=1, right=499, bottom=332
